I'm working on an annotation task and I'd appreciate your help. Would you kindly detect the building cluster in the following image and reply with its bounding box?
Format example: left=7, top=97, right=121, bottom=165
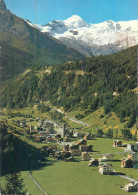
left=28, top=119, right=95, bottom=144
left=87, top=141, right=138, bottom=193
left=41, top=139, right=93, bottom=162
left=14, top=118, right=96, bottom=144
left=121, top=145, right=138, bottom=168
left=88, top=153, right=114, bottom=176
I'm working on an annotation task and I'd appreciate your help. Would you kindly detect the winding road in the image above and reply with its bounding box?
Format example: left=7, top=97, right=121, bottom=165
left=57, top=108, right=89, bottom=127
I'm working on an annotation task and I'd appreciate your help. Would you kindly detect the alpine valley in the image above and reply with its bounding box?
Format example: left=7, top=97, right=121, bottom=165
left=0, top=1, right=138, bottom=195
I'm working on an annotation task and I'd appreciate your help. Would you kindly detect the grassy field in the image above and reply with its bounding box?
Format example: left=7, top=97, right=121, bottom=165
left=30, top=138, right=137, bottom=195
left=31, top=160, right=136, bottom=195
left=87, top=138, right=138, bottom=180
left=0, top=138, right=137, bottom=195
left=0, top=172, right=43, bottom=195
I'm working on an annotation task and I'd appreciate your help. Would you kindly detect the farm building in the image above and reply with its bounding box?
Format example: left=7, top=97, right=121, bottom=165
left=81, top=152, right=90, bottom=161
left=63, top=144, right=70, bottom=151
left=84, top=134, right=93, bottom=140
left=88, top=158, right=99, bottom=166
left=74, top=139, right=87, bottom=146
left=71, top=149, right=81, bottom=156
left=121, top=158, right=133, bottom=168
left=113, top=140, right=122, bottom=147
left=128, top=152, right=138, bottom=164
left=79, top=145, right=93, bottom=152
left=69, top=144, right=79, bottom=151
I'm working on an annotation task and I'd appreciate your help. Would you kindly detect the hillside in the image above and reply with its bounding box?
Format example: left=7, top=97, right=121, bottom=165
left=1, top=45, right=137, bottom=129
left=0, top=0, right=82, bottom=80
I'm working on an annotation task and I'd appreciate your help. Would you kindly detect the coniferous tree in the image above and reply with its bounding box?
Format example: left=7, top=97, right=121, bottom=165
left=5, top=172, right=27, bottom=195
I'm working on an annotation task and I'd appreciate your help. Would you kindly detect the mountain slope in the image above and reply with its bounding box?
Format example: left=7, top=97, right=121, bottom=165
left=1, top=46, right=137, bottom=128
left=28, top=15, right=138, bottom=57
left=0, top=1, right=82, bottom=80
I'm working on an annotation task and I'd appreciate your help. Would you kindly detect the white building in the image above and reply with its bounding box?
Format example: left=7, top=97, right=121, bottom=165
left=99, top=163, right=113, bottom=175
left=127, top=144, right=138, bottom=152
left=123, top=181, right=138, bottom=192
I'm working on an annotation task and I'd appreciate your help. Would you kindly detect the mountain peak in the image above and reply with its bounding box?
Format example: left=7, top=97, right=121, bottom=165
left=0, top=0, right=7, bottom=11
left=63, top=15, right=87, bottom=28
left=66, top=15, right=83, bottom=21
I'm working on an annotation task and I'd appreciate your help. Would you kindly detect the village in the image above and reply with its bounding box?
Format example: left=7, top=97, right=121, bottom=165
left=14, top=117, right=138, bottom=193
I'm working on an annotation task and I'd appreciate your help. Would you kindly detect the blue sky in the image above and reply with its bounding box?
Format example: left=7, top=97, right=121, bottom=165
left=5, top=0, right=138, bottom=24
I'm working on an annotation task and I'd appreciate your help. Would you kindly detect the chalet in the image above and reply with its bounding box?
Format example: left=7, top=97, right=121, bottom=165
left=121, top=158, right=133, bottom=168
left=41, top=145, right=58, bottom=157
left=113, top=140, right=122, bottom=147
left=63, top=144, right=69, bottom=152
left=55, top=134, right=61, bottom=139
left=34, top=137, right=41, bottom=142
left=54, top=151, right=61, bottom=158
left=60, top=151, right=71, bottom=160
left=46, top=137, right=56, bottom=143
left=74, top=139, right=87, bottom=146
left=127, top=144, right=138, bottom=152
left=99, top=163, right=113, bottom=175
left=81, top=152, right=90, bottom=161
left=128, top=152, right=138, bottom=164
left=79, top=145, right=93, bottom=152
left=57, top=138, right=63, bottom=143
left=88, top=158, right=99, bottom=166
left=73, top=132, right=83, bottom=138
left=69, top=144, right=79, bottom=151
left=123, top=181, right=138, bottom=192
left=49, top=153, right=54, bottom=158
left=84, top=134, right=93, bottom=140
left=71, top=149, right=81, bottom=156
left=65, top=157, right=79, bottom=162
left=99, top=158, right=107, bottom=163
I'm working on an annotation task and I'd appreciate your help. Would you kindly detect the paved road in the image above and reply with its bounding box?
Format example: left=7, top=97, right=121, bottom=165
left=119, top=175, right=137, bottom=182
left=56, top=108, right=89, bottom=127
left=113, top=170, right=138, bottom=183
left=65, top=114, right=89, bottom=126
left=90, top=151, right=128, bottom=155
left=29, top=172, right=48, bottom=195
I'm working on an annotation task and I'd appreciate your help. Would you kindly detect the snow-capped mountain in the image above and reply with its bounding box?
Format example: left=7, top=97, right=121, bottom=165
left=26, top=15, right=138, bottom=56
